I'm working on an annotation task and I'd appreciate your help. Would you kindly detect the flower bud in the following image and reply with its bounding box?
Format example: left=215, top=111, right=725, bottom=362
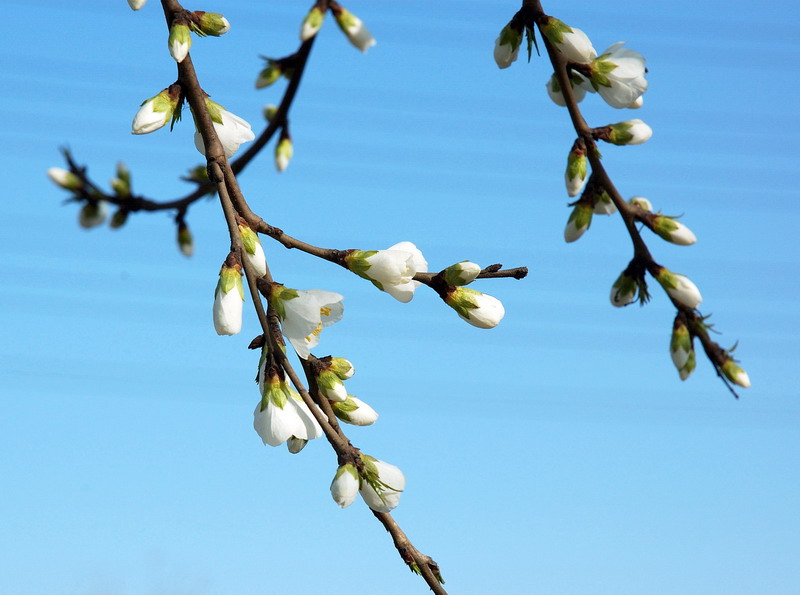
left=132, top=86, right=180, bottom=135
left=79, top=201, right=108, bottom=229
left=493, top=23, right=522, bottom=69
left=109, top=209, right=128, bottom=229
left=330, top=463, right=360, bottom=508
left=629, top=196, right=652, bottom=212
left=287, top=436, right=307, bottom=454
left=274, top=136, right=293, bottom=172
left=168, top=22, right=191, bottom=63
left=593, top=188, right=617, bottom=215
left=670, top=318, right=696, bottom=380
left=47, top=167, right=81, bottom=191
left=359, top=455, right=405, bottom=513
left=722, top=359, right=751, bottom=388
left=263, top=104, right=278, bottom=122
left=330, top=357, right=355, bottom=380
left=255, top=59, right=283, bottom=89
left=652, top=215, right=697, bottom=246
left=110, top=161, right=131, bottom=197
left=607, top=119, right=652, bottom=145
left=192, top=11, right=230, bottom=36
left=194, top=99, right=255, bottom=159
left=539, top=17, right=596, bottom=63
left=564, top=201, right=593, bottom=243
left=445, top=286, right=505, bottom=329
left=610, top=271, right=638, bottom=307
left=213, top=260, right=244, bottom=335
left=331, top=397, right=378, bottom=426
left=333, top=7, right=376, bottom=53
left=316, top=369, right=348, bottom=402
left=300, top=6, right=325, bottom=41
left=442, top=261, right=482, bottom=286
left=565, top=145, right=587, bottom=197
left=128, top=0, right=146, bottom=10
left=655, top=267, right=702, bottom=310
left=546, top=73, right=588, bottom=107
left=177, top=223, right=193, bottom=257
left=238, top=223, right=267, bottom=277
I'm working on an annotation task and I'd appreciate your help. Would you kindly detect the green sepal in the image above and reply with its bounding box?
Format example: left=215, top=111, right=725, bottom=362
left=269, top=285, right=299, bottom=320
left=204, top=99, right=224, bottom=125
left=265, top=379, right=287, bottom=410
left=525, top=25, right=539, bottom=61
left=317, top=369, right=343, bottom=392
left=568, top=203, right=593, bottom=231
left=566, top=152, right=587, bottom=182
left=498, top=23, right=522, bottom=53
left=344, top=250, right=378, bottom=280
left=239, top=225, right=259, bottom=256
left=218, top=266, right=244, bottom=300
left=330, top=357, right=354, bottom=379
left=656, top=268, right=678, bottom=291
left=445, top=287, right=481, bottom=319
left=652, top=216, right=679, bottom=242
left=608, top=121, right=634, bottom=145
left=168, top=23, right=191, bottom=48
left=334, top=8, right=358, bottom=31
left=540, top=16, right=573, bottom=45
left=110, top=209, right=128, bottom=229
left=589, top=59, right=618, bottom=90
left=670, top=322, right=692, bottom=354
left=303, top=7, right=324, bottom=30
left=256, top=60, right=282, bottom=88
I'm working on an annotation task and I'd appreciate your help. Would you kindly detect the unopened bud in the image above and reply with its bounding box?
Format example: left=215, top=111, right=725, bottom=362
left=722, top=359, right=751, bottom=388
left=442, top=261, right=482, bottom=286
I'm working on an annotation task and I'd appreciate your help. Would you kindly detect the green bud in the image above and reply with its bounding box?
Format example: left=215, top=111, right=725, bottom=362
left=442, top=261, right=482, bottom=286
left=110, top=209, right=128, bottom=229
left=255, top=60, right=282, bottom=89
left=192, top=11, right=230, bottom=37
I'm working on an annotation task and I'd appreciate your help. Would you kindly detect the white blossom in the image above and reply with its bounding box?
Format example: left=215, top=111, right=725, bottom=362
left=213, top=264, right=244, bottom=335
left=270, top=286, right=344, bottom=359
left=334, top=8, right=375, bottom=53
left=194, top=100, right=255, bottom=158
left=331, top=397, right=379, bottom=426
left=656, top=269, right=702, bottom=309
left=359, top=456, right=405, bottom=513
left=607, top=119, right=652, bottom=146
left=168, top=23, right=191, bottom=63
left=47, top=167, right=80, bottom=190
left=254, top=374, right=323, bottom=447
left=445, top=287, right=505, bottom=329
left=346, top=242, right=428, bottom=303
left=330, top=463, right=360, bottom=508
left=589, top=42, right=648, bottom=109
left=132, top=88, right=178, bottom=135
left=540, top=17, right=596, bottom=64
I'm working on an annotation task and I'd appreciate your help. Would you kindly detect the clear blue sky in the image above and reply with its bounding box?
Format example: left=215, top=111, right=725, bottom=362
left=2, top=1, right=798, bottom=593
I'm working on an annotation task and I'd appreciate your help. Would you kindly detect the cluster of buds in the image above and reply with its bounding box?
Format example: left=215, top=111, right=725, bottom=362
left=47, top=164, right=117, bottom=230
left=330, top=455, right=405, bottom=513
left=168, top=11, right=230, bottom=63
left=315, top=357, right=379, bottom=426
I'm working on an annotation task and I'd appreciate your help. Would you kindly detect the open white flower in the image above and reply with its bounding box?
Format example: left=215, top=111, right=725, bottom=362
left=270, top=286, right=344, bottom=359
left=359, top=455, right=405, bottom=513
left=345, top=241, right=427, bottom=303
left=656, top=268, right=702, bottom=309
left=540, top=17, right=596, bottom=64
left=330, top=463, right=360, bottom=508
left=194, top=99, right=255, bottom=158
left=213, top=263, right=244, bottom=335
left=589, top=42, right=648, bottom=109
left=445, top=286, right=505, bottom=329
left=331, top=396, right=379, bottom=426
left=254, top=373, right=322, bottom=447
left=334, top=8, right=375, bottom=53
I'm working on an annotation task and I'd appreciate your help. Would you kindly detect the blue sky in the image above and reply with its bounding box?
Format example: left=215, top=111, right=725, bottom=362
left=2, top=1, right=799, bottom=593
